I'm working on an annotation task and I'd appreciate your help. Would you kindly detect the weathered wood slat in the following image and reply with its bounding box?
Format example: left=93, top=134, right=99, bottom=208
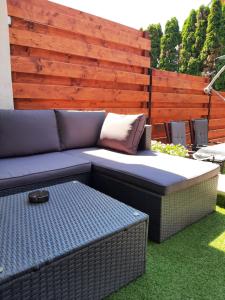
left=209, top=137, right=225, bottom=143
left=211, top=91, right=225, bottom=98
left=8, top=0, right=150, bottom=51
left=13, top=83, right=149, bottom=102
left=14, top=99, right=148, bottom=114
left=151, top=107, right=208, bottom=124
left=153, top=76, right=206, bottom=90
left=11, top=45, right=143, bottom=74
left=11, top=0, right=141, bottom=38
left=10, top=28, right=150, bottom=68
left=151, top=114, right=207, bottom=124
left=11, top=56, right=149, bottom=85
left=152, top=86, right=204, bottom=95
left=152, top=69, right=209, bottom=83
left=210, top=108, right=225, bottom=118
left=151, top=92, right=208, bottom=103
left=209, top=129, right=225, bottom=139
left=11, top=17, right=143, bottom=57
left=151, top=108, right=208, bottom=118
left=209, top=118, right=225, bottom=129
left=11, top=17, right=143, bottom=56
left=12, top=73, right=143, bottom=91
left=42, top=0, right=142, bottom=37
left=14, top=99, right=143, bottom=109
left=152, top=103, right=204, bottom=109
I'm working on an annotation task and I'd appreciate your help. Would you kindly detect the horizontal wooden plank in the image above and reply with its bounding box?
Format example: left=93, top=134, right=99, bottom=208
left=152, top=103, right=205, bottom=109
left=151, top=92, right=208, bottom=103
left=11, top=45, right=143, bottom=74
left=13, top=83, right=149, bottom=102
left=14, top=99, right=148, bottom=114
left=209, top=137, right=225, bottom=143
left=209, top=118, right=225, bottom=129
left=208, top=129, right=225, bottom=139
left=12, top=73, right=143, bottom=91
left=10, top=0, right=141, bottom=37
left=14, top=99, right=143, bottom=109
left=43, top=0, right=143, bottom=37
left=11, top=17, right=142, bottom=56
left=152, top=116, right=207, bottom=124
left=210, top=103, right=225, bottom=108
left=151, top=108, right=208, bottom=118
left=152, top=86, right=204, bottom=95
left=10, top=28, right=150, bottom=68
left=11, top=56, right=149, bottom=86
left=211, top=91, right=225, bottom=97
left=152, top=69, right=209, bottom=83
left=151, top=108, right=208, bottom=123
left=8, top=0, right=150, bottom=51
left=153, top=76, right=206, bottom=90
left=210, top=108, right=225, bottom=118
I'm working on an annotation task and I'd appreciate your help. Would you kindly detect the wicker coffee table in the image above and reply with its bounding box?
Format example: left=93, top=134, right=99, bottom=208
left=0, top=181, right=148, bottom=300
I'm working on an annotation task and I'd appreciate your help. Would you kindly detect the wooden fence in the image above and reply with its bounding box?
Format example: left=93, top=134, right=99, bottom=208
left=8, top=0, right=150, bottom=115
left=209, top=91, right=225, bottom=143
left=151, top=69, right=210, bottom=143
left=6, top=0, right=225, bottom=143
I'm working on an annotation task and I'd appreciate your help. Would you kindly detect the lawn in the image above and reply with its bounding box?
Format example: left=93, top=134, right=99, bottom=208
left=108, top=206, right=225, bottom=300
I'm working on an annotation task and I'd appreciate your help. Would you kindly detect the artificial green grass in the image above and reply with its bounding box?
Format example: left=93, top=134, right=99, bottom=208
left=108, top=206, right=225, bottom=300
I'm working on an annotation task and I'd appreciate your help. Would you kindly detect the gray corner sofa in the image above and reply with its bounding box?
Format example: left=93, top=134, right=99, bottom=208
left=0, top=109, right=220, bottom=242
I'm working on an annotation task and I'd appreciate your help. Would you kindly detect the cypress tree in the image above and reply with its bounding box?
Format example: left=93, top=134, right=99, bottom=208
left=215, top=4, right=225, bottom=90
left=159, top=17, right=181, bottom=71
left=187, top=5, right=210, bottom=75
left=179, top=9, right=197, bottom=74
left=200, top=0, right=222, bottom=74
left=147, top=23, right=163, bottom=68
left=194, top=6, right=210, bottom=56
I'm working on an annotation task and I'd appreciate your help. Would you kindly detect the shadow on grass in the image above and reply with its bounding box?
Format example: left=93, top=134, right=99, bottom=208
left=217, top=192, right=225, bottom=208
left=108, top=207, right=225, bottom=300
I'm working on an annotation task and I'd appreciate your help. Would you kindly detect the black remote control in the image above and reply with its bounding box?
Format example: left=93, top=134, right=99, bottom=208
left=28, top=190, right=49, bottom=204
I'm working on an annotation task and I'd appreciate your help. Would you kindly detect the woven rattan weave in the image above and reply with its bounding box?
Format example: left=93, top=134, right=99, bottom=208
left=0, top=181, right=148, bottom=300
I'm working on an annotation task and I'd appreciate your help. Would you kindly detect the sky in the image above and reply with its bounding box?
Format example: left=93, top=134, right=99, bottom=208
left=52, top=0, right=210, bottom=31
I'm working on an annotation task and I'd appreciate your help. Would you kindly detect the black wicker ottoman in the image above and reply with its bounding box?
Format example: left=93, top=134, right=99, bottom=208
left=0, top=181, right=148, bottom=300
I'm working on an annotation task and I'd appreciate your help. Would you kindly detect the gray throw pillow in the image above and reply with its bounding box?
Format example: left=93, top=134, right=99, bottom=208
left=55, top=110, right=105, bottom=150
left=97, top=113, right=146, bottom=154
left=0, top=110, right=60, bottom=158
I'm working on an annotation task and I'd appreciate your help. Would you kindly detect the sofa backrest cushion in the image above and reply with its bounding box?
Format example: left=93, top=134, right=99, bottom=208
left=55, top=110, right=105, bottom=150
left=0, top=110, right=60, bottom=158
left=97, top=113, right=146, bottom=155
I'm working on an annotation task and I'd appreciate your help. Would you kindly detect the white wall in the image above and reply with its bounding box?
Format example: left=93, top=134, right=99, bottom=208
left=0, top=0, right=14, bottom=109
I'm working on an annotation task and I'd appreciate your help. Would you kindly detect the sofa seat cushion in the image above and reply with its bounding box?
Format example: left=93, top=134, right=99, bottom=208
left=65, top=148, right=219, bottom=195
left=0, top=152, right=91, bottom=191
left=0, top=110, right=60, bottom=158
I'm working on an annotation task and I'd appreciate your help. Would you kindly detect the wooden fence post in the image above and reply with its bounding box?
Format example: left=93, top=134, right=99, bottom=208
left=0, top=0, right=14, bottom=109
left=207, top=75, right=212, bottom=123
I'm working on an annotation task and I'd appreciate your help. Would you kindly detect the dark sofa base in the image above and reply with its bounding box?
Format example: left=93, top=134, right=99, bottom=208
left=0, top=173, right=90, bottom=197
left=0, top=166, right=218, bottom=243
left=91, top=169, right=218, bottom=243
